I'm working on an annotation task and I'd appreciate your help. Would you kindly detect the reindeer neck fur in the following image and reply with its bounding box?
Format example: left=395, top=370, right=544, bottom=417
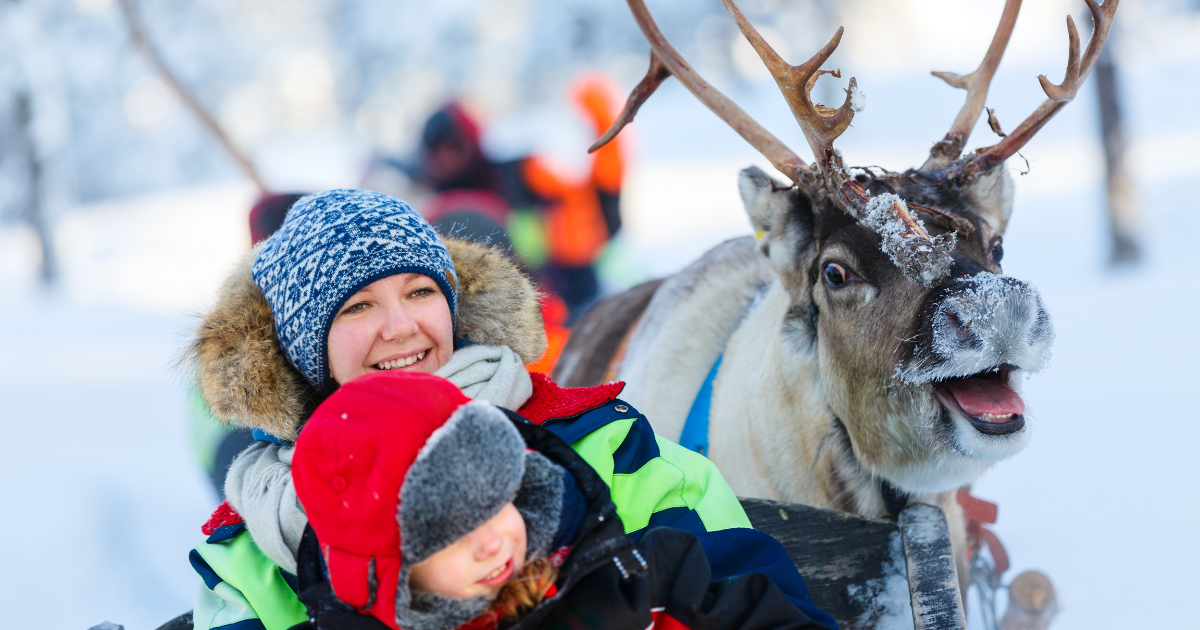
left=618, top=238, right=775, bottom=440
left=703, top=276, right=945, bottom=519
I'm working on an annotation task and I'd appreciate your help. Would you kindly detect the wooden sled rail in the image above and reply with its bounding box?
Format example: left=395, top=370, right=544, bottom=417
left=153, top=499, right=964, bottom=630
left=741, top=498, right=965, bottom=630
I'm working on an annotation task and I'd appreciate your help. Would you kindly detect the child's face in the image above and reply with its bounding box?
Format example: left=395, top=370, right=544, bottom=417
left=409, top=502, right=528, bottom=600
left=327, top=273, right=454, bottom=385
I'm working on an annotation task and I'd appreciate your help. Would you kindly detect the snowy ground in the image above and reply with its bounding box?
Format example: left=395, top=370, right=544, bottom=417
left=2, top=48, right=1198, bottom=630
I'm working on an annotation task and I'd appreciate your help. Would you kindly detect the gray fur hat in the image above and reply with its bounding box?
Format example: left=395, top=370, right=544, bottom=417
left=395, top=401, right=564, bottom=630
left=294, top=373, right=564, bottom=630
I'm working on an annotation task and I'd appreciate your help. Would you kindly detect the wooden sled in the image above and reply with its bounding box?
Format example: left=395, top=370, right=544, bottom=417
left=741, top=498, right=964, bottom=630
left=154, top=497, right=964, bottom=630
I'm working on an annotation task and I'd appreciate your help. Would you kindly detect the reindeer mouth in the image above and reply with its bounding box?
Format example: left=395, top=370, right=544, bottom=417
left=933, top=365, right=1026, bottom=436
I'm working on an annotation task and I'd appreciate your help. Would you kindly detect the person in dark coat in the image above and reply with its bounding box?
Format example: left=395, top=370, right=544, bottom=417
left=403, top=81, right=625, bottom=321
left=288, top=370, right=836, bottom=630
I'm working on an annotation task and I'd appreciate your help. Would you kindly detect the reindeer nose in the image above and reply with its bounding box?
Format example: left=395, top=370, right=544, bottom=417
left=935, top=273, right=1053, bottom=370
left=944, top=311, right=979, bottom=347
left=902, top=273, right=1055, bottom=384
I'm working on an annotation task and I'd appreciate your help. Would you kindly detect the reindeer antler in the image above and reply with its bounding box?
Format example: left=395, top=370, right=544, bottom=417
left=924, top=0, right=1022, bottom=168
left=968, top=0, right=1119, bottom=174
left=588, top=52, right=671, bottom=154
left=118, top=0, right=269, bottom=194
left=721, top=2, right=862, bottom=172
left=593, top=0, right=954, bottom=286
left=590, top=0, right=806, bottom=181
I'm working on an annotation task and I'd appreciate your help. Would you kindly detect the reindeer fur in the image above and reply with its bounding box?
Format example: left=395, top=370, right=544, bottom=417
left=593, top=165, right=1053, bottom=595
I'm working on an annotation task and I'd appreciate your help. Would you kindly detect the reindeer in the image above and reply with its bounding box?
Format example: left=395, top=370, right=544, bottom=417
left=555, top=0, right=1117, bottom=599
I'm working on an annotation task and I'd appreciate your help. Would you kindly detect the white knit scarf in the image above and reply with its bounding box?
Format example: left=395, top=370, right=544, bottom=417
left=434, top=343, right=533, bottom=411
left=223, top=344, right=535, bottom=573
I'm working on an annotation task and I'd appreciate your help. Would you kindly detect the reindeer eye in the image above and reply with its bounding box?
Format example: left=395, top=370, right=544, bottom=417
left=823, top=263, right=848, bottom=288
left=990, top=237, right=1004, bottom=264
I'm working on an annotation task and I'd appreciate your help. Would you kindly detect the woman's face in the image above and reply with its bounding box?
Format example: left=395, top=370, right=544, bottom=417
left=409, top=502, right=528, bottom=600
left=327, top=273, right=454, bottom=385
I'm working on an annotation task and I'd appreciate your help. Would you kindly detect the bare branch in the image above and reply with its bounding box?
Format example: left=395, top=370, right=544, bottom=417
left=118, top=0, right=269, bottom=194
left=924, top=0, right=1022, bottom=167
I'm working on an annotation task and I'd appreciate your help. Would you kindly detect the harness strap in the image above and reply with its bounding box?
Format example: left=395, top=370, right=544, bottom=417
left=958, top=487, right=1009, bottom=575
left=678, top=286, right=766, bottom=456
left=679, top=356, right=722, bottom=456
left=880, top=479, right=911, bottom=519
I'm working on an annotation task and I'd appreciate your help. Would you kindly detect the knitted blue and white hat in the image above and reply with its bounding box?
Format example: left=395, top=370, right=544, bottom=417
left=251, top=189, right=458, bottom=387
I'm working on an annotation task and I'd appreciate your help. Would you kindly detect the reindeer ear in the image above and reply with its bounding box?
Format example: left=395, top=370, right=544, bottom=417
left=738, top=166, right=793, bottom=237
left=738, top=167, right=817, bottom=295
left=965, top=166, right=1015, bottom=234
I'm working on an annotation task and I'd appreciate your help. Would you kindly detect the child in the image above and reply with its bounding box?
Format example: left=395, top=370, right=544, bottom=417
left=288, top=371, right=834, bottom=630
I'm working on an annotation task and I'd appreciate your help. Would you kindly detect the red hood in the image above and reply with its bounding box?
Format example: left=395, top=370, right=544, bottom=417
left=518, top=372, right=625, bottom=425
left=201, top=372, right=625, bottom=535
left=201, top=500, right=243, bottom=535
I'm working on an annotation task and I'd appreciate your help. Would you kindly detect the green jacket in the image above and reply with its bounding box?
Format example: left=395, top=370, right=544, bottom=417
left=190, top=385, right=751, bottom=630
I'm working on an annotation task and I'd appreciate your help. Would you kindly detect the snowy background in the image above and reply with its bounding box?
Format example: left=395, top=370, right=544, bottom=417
left=1, top=0, right=1197, bottom=628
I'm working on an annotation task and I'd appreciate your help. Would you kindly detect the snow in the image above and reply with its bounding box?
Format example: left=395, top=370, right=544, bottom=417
left=898, top=271, right=1054, bottom=386
left=1, top=2, right=1198, bottom=629
left=861, top=192, right=955, bottom=288
left=0, top=190, right=247, bottom=629
left=845, top=532, right=914, bottom=630
left=849, top=83, right=866, bottom=114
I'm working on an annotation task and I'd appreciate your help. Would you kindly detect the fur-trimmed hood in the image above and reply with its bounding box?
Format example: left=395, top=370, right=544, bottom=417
left=187, top=237, right=546, bottom=442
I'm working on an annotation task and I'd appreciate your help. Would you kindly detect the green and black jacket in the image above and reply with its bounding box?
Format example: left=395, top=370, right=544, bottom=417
left=189, top=373, right=831, bottom=630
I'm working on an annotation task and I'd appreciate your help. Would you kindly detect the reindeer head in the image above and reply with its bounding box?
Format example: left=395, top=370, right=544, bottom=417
left=593, top=0, right=1116, bottom=493
left=739, top=163, right=1054, bottom=493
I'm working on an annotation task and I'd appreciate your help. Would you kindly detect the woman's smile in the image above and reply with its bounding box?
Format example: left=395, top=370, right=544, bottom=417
left=327, top=273, right=454, bottom=385
left=372, top=349, right=430, bottom=371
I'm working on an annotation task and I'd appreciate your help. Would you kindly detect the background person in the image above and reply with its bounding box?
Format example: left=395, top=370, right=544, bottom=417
left=380, top=75, right=625, bottom=321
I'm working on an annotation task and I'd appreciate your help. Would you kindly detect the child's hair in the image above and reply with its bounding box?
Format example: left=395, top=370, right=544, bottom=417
left=493, top=557, right=560, bottom=620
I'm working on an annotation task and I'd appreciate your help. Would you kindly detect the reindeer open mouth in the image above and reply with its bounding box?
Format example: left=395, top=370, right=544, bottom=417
left=932, top=364, right=1025, bottom=436
left=898, top=272, right=1053, bottom=443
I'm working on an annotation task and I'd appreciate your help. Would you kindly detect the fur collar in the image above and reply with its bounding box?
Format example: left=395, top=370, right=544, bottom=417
left=188, top=238, right=547, bottom=441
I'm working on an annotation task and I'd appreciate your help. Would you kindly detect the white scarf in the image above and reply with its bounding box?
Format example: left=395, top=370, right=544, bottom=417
left=224, top=441, right=305, bottom=574
left=435, top=343, right=533, bottom=410
left=223, top=344, right=534, bottom=573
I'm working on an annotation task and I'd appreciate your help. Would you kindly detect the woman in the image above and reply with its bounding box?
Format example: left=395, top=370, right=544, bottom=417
left=186, top=190, right=829, bottom=630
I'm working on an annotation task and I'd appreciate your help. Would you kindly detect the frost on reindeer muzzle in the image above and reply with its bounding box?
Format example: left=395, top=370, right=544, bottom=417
left=899, top=272, right=1055, bottom=437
